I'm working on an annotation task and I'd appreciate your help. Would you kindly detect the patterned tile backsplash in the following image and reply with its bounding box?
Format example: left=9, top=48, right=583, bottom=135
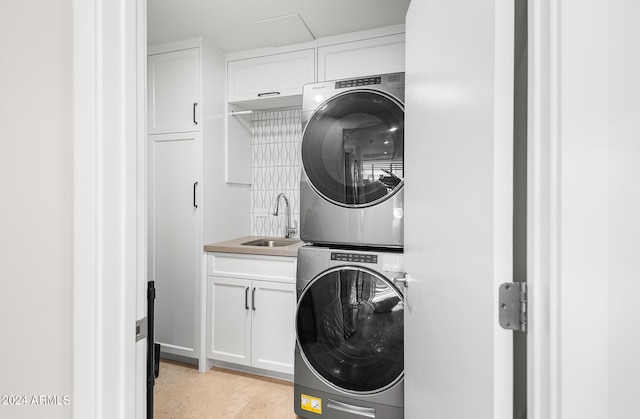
left=250, top=109, right=302, bottom=238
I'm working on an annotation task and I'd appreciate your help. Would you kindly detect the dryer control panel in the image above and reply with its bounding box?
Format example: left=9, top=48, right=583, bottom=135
left=335, top=76, right=381, bottom=89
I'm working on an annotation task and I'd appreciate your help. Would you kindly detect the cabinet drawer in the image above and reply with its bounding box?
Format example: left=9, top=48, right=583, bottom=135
left=227, top=49, right=315, bottom=105
left=208, top=253, right=296, bottom=282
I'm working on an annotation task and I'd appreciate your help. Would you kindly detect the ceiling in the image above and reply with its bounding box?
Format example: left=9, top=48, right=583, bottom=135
left=147, top=0, right=412, bottom=53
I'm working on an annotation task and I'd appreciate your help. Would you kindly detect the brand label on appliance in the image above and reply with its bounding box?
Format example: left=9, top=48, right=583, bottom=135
left=301, top=394, right=322, bottom=414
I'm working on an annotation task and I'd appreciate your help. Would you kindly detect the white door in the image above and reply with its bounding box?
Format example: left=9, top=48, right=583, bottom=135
left=208, top=276, right=252, bottom=365
left=251, top=280, right=296, bottom=374
left=148, top=48, right=200, bottom=134
left=404, top=1, right=515, bottom=418
left=150, top=133, right=200, bottom=356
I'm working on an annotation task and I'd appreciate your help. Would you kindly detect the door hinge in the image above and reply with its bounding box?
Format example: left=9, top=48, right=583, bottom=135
left=499, top=282, right=527, bottom=333
left=136, top=317, right=148, bottom=342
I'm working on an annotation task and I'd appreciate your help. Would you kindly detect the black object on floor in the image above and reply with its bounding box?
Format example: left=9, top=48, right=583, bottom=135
left=147, top=281, right=157, bottom=419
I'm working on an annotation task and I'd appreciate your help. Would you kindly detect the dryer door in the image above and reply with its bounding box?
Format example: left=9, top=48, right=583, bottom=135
left=301, top=90, right=404, bottom=207
left=296, top=266, right=404, bottom=393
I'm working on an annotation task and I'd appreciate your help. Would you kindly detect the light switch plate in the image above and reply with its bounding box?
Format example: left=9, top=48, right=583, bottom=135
left=255, top=208, right=269, bottom=218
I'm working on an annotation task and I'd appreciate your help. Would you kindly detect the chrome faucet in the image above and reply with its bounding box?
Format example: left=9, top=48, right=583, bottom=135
left=273, top=193, right=297, bottom=238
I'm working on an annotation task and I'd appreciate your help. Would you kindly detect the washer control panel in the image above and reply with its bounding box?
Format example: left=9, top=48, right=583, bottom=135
left=335, top=76, right=381, bottom=89
left=331, top=252, right=378, bottom=264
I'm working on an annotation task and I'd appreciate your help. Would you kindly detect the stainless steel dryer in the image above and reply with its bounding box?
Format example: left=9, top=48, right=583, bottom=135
left=294, top=245, right=405, bottom=419
left=300, top=73, right=405, bottom=248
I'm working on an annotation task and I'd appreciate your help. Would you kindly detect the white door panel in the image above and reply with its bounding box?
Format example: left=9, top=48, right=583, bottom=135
left=251, top=281, right=295, bottom=374
left=148, top=48, right=200, bottom=134
left=208, top=276, right=252, bottom=365
left=404, top=0, right=514, bottom=418
left=151, top=134, right=199, bottom=355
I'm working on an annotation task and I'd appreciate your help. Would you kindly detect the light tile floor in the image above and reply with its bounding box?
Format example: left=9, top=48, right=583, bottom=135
left=153, top=359, right=301, bottom=418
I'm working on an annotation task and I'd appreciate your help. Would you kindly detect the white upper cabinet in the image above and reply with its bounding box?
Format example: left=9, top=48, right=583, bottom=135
left=227, top=48, right=315, bottom=107
left=223, top=26, right=405, bottom=185
left=318, top=33, right=406, bottom=81
left=148, top=47, right=200, bottom=134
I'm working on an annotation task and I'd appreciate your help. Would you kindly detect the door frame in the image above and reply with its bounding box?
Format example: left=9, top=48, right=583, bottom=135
left=72, top=0, right=147, bottom=418
left=71, top=0, right=630, bottom=417
left=528, top=0, right=611, bottom=418
left=527, top=0, right=557, bottom=416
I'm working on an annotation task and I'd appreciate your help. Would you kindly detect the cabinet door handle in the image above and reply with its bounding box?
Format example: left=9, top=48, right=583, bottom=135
left=244, top=287, right=249, bottom=310
left=257, top=91, right=280, bottom=98
left=193, top=181, right=198, bottom=208
left=251, top=287, right=256, bottom=311
left=193, top=102, right=198, bottom=125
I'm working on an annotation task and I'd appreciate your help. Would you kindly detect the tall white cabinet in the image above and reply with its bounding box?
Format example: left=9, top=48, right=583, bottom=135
left=148, top=39, right=250, bottom=369
left=149, top=132, right=200, bottom=356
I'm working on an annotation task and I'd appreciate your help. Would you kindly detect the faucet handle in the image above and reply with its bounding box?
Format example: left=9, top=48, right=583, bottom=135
left=286, top=220, right=298, bottom=238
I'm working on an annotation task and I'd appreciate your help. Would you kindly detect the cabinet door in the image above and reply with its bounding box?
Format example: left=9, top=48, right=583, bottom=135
left=227, top=49, right=315, bottom=103
left=148, top=47, right=200, bottom=134
left=317, top=34, right=405, bottom=81
left=150, top=133, right=200, bottom=357
left=208, top=276, right=252, bottom=366
left=250, top=280, right=296, bottom=374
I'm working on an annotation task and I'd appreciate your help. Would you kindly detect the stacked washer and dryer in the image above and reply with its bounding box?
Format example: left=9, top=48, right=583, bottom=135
left=294, top=73, right=406, bottom=419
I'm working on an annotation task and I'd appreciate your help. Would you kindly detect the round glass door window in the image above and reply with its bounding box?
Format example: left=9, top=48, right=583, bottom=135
left=302, top=91, right=404, bottom=207
left=296, top=267, right=404, bottom=393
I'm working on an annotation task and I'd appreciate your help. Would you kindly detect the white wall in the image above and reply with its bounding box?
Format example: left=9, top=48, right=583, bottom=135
left=0, top=1, right=73, bottom=418
left=609, top=0, right=640, bottom=417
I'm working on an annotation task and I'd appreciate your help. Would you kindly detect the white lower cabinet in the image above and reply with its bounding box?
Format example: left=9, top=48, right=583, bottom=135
left=208, top=276, right=252, bottom=365
left=207, top=253, right=296, bottom=376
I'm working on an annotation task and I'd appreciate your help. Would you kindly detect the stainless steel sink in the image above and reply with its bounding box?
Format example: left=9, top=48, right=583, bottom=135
left=240, top=238, right=298, bottom=247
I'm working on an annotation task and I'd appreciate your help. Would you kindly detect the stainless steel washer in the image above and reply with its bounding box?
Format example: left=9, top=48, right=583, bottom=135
left=300, top=73, right=405, bottom=248
left=294, top=245, right=405, bottom=418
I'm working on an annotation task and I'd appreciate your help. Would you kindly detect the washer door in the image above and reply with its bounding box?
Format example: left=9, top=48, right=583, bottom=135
left=296, top=266, right=404, bottom=393
left=302, top=90, right=404, bottom=207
